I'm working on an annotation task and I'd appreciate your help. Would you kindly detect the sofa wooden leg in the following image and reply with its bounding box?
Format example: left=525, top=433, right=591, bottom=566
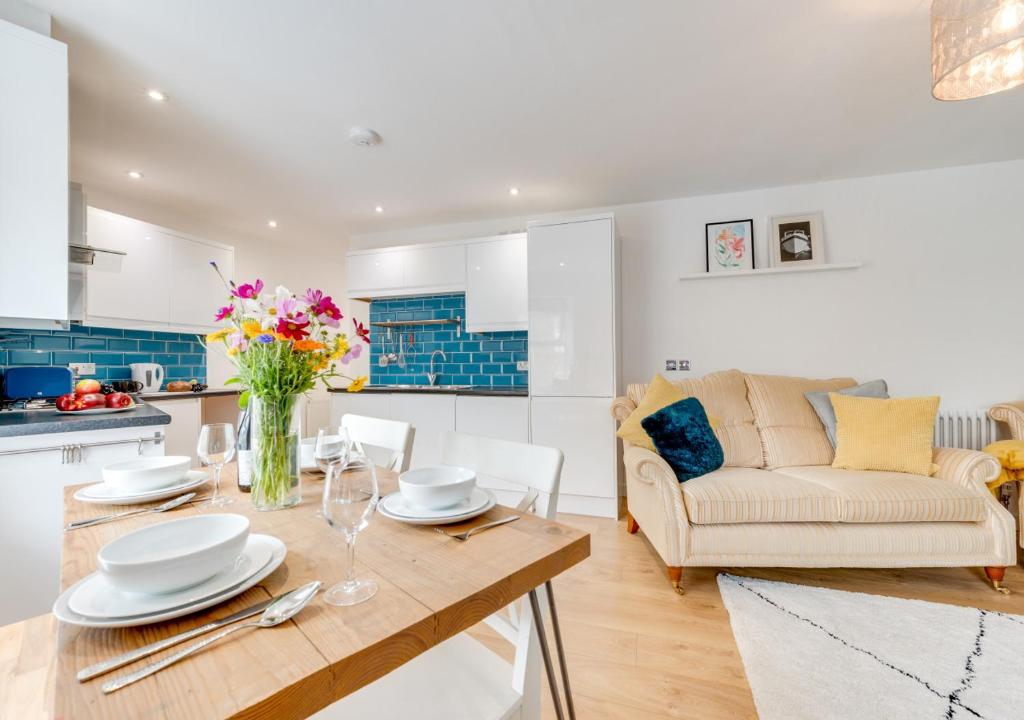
left=984, top=566, right=1010, bottom=595
left=625, top=512, right=639, bottom=534
left=667, top=566, right=684, bottom=595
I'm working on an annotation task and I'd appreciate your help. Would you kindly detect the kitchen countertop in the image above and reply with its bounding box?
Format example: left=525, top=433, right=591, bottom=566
left=140, top=388, right=241, bottom=401
left=0, top=403, right=170, bottom=438
left=328, top=385, right=528, bottom=397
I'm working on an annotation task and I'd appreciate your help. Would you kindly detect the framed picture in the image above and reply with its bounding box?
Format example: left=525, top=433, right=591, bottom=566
left=769, top=212, right=824, bottom=266
left=705, top=219, right=755, bottom=273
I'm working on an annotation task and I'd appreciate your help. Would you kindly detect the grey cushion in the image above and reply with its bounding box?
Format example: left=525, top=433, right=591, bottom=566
left=805, top=379, right=889, bottom=448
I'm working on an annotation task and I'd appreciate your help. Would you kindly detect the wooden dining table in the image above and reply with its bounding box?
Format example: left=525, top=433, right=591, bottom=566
left=20, top=465, right=589, bottom=719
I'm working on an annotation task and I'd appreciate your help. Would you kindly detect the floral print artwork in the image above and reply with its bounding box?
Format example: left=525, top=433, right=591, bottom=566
left=706, top=220, right=754, bottom=272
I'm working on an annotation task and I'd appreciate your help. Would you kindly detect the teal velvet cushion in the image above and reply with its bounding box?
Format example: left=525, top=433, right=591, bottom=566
left=640, top=397, right=724, bottom=482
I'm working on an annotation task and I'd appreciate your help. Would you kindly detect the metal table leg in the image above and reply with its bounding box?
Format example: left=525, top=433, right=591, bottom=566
left=528, top=584, right=577, bottom=720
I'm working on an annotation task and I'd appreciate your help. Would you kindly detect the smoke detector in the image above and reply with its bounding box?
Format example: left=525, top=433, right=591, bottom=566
left=349, top=127, right=382, bottom=147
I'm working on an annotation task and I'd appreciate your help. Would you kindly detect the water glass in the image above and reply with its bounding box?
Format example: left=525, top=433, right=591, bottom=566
left=197, top=423, right=236, bottom=507
left=321, top=452, right=378, bottom=606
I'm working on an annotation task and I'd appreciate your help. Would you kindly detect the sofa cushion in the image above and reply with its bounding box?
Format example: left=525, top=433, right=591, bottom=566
left=805, top=379, right=889, bottom=448
left=642, top=397, right=724, bottom=482
left=627, top=369, right=763, bottom=468
left=774, top=466, right=987, bottom=522
left=616, top=374, right=689, bottom=451
left=682, top=467, right=842, bottom=524
left=830, top=394, right=940, bottom=476
left=745, top=373, right=856, bottom=469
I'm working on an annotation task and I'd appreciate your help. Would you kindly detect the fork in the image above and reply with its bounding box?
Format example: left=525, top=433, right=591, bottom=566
left=434, top=515, right=520, bottom=541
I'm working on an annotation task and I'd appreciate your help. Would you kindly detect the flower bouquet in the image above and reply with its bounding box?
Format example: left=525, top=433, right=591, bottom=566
left=207, top=264, right=369, bottom=510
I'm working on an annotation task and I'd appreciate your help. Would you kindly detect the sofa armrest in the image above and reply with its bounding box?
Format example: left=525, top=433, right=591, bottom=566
left=611, top=396, right=636, bottom=425
left=989, top=402, right=1024, bottom=441
left=932, top=446, right=1001, bottom=494
left=624, top=444, right=679, bottom=492
left=622, top=445, right=691, bottom=567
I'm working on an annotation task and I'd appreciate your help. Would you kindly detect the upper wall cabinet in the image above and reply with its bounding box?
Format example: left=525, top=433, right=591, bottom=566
left=346, top=244, right=466, bottom=299
left=0, top=20, right=68, bottom=326
left=465, top=234, right=528, bottom=333
left=86, top=207, right=234, bottom=332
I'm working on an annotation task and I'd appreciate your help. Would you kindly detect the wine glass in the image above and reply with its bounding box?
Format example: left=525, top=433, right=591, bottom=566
left=314, top=426, right=351, bottom=472
left=197, top=423, right=236, bottom=507
left=321, top=452, right=378, bottom=606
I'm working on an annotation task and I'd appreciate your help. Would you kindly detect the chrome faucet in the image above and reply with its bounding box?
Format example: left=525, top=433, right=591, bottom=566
left=427, top=350, right=447, bottom=386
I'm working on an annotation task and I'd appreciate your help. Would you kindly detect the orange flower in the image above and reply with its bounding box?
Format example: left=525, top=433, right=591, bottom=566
left=292, top=339, right=325, bottom=352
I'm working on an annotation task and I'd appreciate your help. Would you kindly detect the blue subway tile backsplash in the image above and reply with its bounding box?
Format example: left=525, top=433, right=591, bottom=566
left=0, top=325, right=206, bottom=389
left=369, top=293, right=527, bottom=388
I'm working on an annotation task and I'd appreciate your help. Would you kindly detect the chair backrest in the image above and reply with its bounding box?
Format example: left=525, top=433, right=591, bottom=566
left=341, top=414, right=415, bottom=473
left=440, top=431, right=564, bottom=520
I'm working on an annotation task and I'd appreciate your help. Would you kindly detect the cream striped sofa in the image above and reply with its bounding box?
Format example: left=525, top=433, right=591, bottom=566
left=611, top=370, right=1016, bottom=594
left=990, top=401, right=1024, bottom=440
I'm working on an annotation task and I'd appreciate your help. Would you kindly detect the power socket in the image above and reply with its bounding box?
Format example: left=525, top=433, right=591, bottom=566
left=665, top=360, right=678, bottom=372
left=516, top=360, right=529, bottom=372
left=678, top=359, right=691, bottom=372
left=68, top=362, right=96, bottom=376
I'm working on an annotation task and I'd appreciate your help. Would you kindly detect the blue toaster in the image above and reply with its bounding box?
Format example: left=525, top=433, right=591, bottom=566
left=2, top=366, right=74, bottom=399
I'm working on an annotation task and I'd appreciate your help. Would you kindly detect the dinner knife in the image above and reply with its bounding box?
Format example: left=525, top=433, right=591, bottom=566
left=77, top=594, right=278, bottom=681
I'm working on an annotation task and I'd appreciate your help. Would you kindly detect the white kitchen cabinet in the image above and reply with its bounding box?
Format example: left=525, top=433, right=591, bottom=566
left=347, top=250, right=405, bottom=296
left=530, top=396, right=618, bottom=517
left=0, top=425, right=165, bottom=625
left=328, top=392, right=392, bottom=431
left=465, top=234, right=528, bottom=332
left=402, top=244, right=466, bottom=291
left=146, top=398, right=202, bottom=466
left=528, top=216, right=616, bottom=398
left=169, top=234, right=235, bottom=327
left=388, top=393, right=456, bottom=469
left=0, top=19, right=68, bottom=326
left=455, top=395, right=529, bottom=443
left=87, top=209, right=172, bottom=324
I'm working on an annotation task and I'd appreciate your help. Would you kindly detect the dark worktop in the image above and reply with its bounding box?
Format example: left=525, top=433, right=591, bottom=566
left=140, top=388, right=241, bottom=401
left=328, top=385, right=528, bottom=397
left=0, top=403, right=171, bottom=439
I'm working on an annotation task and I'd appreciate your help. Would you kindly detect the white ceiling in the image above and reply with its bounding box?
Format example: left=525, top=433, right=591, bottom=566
left=30, top=0, right=1024, bottom=244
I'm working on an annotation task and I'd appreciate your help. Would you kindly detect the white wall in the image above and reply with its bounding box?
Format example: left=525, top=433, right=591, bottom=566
left=0, top=0, right=50, bottom=35
left=351, top=160, right=1024, bottom=409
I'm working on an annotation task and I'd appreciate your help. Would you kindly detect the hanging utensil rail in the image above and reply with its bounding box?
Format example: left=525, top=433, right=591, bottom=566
left=371, top=317, right=463, bottom=338
left=0, top=431, right=165, bottom=463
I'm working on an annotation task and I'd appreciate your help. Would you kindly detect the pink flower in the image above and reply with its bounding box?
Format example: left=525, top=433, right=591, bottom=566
left=353, top=318, right=370, bottom=344
left=227, top=332, right=248, bottom=353
left=317, top=297, right=342, bottom=328
left=214, top=304, right=234, bottom=322
left=273, top=296, right=303, bottom=320
left=302, top=288, right=324, bottom=307
left=727, top=235, right=745, bottom=259
left=341, top=344, right=363, bottom=364
left=233, top=279, right=264, bottom=300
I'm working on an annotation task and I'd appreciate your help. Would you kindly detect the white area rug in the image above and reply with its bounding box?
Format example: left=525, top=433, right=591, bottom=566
left=717, top=573, right=1024, bottom=720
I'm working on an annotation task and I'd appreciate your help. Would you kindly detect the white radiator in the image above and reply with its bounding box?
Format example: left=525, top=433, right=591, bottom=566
left=934, top=410, right=1001, bottom=451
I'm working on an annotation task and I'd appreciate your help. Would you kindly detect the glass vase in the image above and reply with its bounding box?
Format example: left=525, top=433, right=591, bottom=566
left=249, top=393, right=303, bottom=511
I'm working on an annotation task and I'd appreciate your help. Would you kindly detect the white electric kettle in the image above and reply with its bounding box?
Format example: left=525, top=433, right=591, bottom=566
left=129, top=363, right=164, bottom=392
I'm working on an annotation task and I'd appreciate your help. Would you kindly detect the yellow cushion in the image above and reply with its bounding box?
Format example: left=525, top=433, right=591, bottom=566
left=616, top=375, right=686, bottom=451
left=831, top=394, right=940, bottom=476
left=983, top=440, right=1024, bottom=491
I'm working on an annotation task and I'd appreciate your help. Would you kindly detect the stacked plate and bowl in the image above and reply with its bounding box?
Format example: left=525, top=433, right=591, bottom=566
left=74, top=456, right=209, bottom=505
left=378, top=466, right=495, bottom=524
left=54, top=513, right=286, bottom=628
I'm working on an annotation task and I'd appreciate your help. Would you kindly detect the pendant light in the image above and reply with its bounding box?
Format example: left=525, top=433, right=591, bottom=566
left=932, top=0, right=1024, bottom=100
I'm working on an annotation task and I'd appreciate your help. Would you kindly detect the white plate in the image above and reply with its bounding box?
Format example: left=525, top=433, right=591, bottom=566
left=378, top=488, right=496, bottom=525
left=54, top=534, right=286, bottom=628
left=55, top=404, right=138, bottom=415
left=73, top=470, right=209, bottom=505
left=69, top=534, right=273, bottom=618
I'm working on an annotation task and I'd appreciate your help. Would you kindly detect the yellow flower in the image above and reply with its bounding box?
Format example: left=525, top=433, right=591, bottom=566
left=310, top=355, right=329, bottom=372
left=347, top=376, right=368, bottom=393
left=206, top=328, right=231, bottom=343
left=241, top=319, right=263, bottom=338
left=226, top=346, right=240, bottom=357
left=330, top=339, right=350, bottom=361
left=293, top=339, right=325, bottom=352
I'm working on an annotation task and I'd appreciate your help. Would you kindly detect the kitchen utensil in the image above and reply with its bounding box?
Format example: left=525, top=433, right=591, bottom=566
left=102, top=455, right=190, bottom=493
left=377, top=487, right=496, bottom=525
left=52, top=535, right=285, bottom=629
left=97, top=514, right=250, bottom=594
left=129, top=363, right=164, bottom=392
left=434, top=515, right=520, bottom=541
left=1, top=365, right=73, bottom=399
left=111, top=379, right=144, bottom=393
left=386, top=329, right=398, bottom=363
left=77, top=582, right=308, bottom=681
left=398, top=466, right=477, bottom=510
left=64, top=492, right=196, bottom=531
left=73, top=470, right=209, bottom=505
left=101, top=581, right=322, bottom=693
left=397, top=331, right=406, bottom=368
left=408, top=331, right=415, bottom=351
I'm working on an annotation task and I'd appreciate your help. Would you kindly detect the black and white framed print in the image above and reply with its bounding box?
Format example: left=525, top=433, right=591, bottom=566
left=768, top=212, right=824, bottom=266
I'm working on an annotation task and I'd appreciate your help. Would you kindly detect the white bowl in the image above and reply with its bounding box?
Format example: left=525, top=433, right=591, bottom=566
left=300, top=437, right=317, bottom=469
left=398, top=466, right=477, bottom=510
left=102, top=456, right=191, bottom=493
left=97, top=514, right=250, bottom=594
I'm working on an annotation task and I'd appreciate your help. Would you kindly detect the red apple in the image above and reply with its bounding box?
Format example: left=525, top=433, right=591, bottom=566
left=75, top=379, right=102, bottom=396
left=105, top=392, right=133, bottom=408
left=56, top=393, right=76, bottom=411
left=77, top=392, right=106, bottom=409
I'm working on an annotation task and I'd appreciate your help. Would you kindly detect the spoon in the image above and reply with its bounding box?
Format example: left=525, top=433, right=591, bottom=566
left=64, top=492, right=197, bottom=531
left=102, top=581, right=322, bottom=693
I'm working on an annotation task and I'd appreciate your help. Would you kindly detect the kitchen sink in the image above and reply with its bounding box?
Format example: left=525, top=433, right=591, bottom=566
left=386, top=384, right=473, bottom=390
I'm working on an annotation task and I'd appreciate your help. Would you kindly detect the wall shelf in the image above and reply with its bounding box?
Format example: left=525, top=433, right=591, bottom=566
left=370, top=317, right=463, bottom=338
left=678, top=261, right=862, bottom=281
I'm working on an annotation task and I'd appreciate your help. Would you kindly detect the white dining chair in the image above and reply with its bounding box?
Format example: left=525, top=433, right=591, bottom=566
left=340, top=413, right=414, bottom=473
left=312, top=432, right=565, bottom=720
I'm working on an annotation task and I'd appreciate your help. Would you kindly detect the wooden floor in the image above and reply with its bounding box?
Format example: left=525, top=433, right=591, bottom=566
left=470, top=513, right=1024, bottom=720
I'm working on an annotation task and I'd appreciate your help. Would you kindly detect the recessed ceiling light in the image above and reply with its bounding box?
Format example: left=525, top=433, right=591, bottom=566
left=267, top=220, right=278, bottom=228
left=146, top=89, right=167, bottom=102
left=374, top=205, right=384, bottom=213
left=127, top=170, right=143, bottom=180
left=350, top=127, right=383, bottom=146
left=509, top=187, right=520, bottom=196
